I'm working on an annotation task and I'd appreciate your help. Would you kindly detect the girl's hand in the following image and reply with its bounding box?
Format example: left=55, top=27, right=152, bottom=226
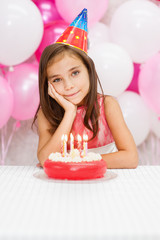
left=48, top=82, right=77, bottom=113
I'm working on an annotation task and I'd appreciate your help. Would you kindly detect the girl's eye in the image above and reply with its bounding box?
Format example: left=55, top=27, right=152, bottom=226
left=53, top=78, right=61, bottom=83
left=72, top=71, right=79, bottom=76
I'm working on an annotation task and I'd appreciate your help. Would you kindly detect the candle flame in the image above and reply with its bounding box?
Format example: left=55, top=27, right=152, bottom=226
left=64, top=134, right=68, bottom=142
left=83, top=134, right=88, bottom=141
left=70, top=133, right=74, bottom=140
left=61, top=134, right=68, bottom=141
left=77, top=134, right=82, bottom=142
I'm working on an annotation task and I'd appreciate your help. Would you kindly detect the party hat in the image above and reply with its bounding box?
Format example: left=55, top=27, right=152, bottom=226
left=56, top=8, right=88, bottom=54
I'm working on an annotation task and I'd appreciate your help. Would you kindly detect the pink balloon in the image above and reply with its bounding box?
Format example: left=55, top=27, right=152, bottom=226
left=6, top=64, right=39, bottom=121
left=138, top=53, right=160, bottom=116
left=127, top=63, right=140, bottom=94
left=32, top=0, right=62, bottom=25
left=35, top=20, right=68, bottom=61
left=0, top=76, right=14, bottom=128
left=55, top=0, right=109, bottom=27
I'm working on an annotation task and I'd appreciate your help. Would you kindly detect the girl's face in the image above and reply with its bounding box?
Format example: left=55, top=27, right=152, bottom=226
left=47, top=52, right=90, bottom=106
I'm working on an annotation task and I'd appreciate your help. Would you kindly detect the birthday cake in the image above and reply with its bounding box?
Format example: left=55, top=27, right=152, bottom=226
left=44, top=149, right=107, bottom=180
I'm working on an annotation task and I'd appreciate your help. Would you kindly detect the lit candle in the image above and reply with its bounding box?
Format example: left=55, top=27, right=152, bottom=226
left=77, top=134, right=82, bottom=155
left=70, top=133, right=74, bottom=154
left=83, top=134, right=88, bottom=157
left=61, top=134, right=64, bottom=156
left=61, top=134, right=68, bottom=157
left=64, top=134, right=68, bottom=157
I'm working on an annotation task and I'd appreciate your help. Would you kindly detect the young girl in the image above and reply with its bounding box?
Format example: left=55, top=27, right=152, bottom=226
left=33, top=9, right=138, bottom=169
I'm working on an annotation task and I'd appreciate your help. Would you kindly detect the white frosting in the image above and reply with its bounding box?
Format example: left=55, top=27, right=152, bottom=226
left=48, top=149, right=102, bottom=163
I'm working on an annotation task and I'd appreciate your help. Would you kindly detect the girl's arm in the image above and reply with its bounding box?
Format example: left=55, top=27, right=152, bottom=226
left=101, top=96, right=139, bottom=169
left=37, top=83, right=77, bottom=167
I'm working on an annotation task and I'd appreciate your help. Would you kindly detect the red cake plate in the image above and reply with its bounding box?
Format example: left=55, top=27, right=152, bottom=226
left=43, top=159, right=107, bottom=180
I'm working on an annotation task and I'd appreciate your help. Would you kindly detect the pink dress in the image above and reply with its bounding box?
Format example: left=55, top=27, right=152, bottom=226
left=68, top=96, right=114, bottom=150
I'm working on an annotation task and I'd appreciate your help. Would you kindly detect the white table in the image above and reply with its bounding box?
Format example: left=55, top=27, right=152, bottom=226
left=0, top=166, right=160, bottom=240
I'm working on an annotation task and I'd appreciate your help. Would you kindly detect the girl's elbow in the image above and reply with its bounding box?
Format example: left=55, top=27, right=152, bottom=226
left=129, top=150, right=139, bottom=169
left=37, top=151, right=45, bottom=168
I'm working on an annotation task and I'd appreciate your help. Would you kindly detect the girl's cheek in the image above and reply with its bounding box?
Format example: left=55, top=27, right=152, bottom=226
left=54, top=85, right=63, bottom=95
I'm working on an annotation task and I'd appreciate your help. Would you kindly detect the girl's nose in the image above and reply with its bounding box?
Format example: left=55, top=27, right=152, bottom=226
left=64, top=79, right=74, bottom=90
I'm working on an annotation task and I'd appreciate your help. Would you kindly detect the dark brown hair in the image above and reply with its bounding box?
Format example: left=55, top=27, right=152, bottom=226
left=33, top=43, right=104, bottom=140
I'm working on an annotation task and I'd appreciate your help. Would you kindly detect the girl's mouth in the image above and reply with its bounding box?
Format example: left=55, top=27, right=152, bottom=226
left=64, top=91, right=80, bottom=98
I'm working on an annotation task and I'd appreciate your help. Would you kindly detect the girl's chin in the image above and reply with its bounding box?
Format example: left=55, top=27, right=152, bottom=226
left=68, top=99, right=84, bottom=106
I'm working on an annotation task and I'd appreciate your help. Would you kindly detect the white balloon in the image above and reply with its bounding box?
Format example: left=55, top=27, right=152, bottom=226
left=0, top=0, right=44, bottom=66
left=88, top=42, right=133, bottom=97
left=88, top=22, right=110, bottom=49
left=110, top=0, right=160, bottom=63
left=118, top=91, right=150, bottom=146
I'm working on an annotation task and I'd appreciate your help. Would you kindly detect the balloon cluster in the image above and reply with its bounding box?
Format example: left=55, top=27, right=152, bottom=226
left=0, top=0, right=160, bottom=147
left=89, top=0, right=160, bottom=145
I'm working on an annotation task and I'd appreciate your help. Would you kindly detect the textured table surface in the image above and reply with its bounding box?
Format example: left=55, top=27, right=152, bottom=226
left=0, top=166, right=160, bottom=240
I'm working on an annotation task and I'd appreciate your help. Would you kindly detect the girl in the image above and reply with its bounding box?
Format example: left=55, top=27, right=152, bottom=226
left=33, top=43, right=138, bottom=168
